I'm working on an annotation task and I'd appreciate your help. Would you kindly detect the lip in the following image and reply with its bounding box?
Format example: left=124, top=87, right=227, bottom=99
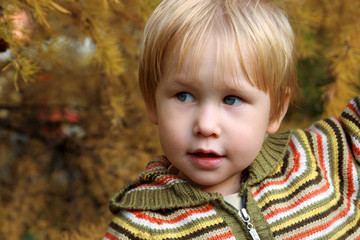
left=189, top=149, right=225, bottom=169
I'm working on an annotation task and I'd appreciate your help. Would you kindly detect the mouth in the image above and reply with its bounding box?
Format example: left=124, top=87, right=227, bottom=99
left=191, top=151, right=221, bottom=158
left=189, top=150, right=224, bottom=168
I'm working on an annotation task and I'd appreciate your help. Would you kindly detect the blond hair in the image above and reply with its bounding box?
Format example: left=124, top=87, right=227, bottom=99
left=139, top=0, right=297, bottom=122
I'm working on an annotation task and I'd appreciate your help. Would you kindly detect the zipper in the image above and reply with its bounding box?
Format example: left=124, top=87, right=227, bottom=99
left=239, top=190, right=261, bottom=240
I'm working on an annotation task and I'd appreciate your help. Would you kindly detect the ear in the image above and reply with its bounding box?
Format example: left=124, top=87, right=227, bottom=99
left=146, top=102, right=158, bottom=125
left=266, top=92, right=291, bottom=134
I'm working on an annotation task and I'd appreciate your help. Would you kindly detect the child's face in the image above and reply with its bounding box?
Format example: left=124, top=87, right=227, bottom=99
left=148, top=38, right=282, bottom=195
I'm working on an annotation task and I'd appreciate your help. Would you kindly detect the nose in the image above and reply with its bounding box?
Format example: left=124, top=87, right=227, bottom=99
left=193, top=104, right=221, bottom=138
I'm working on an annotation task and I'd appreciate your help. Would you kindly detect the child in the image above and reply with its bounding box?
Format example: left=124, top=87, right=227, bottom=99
left=104, top=0, right=360, bottom=239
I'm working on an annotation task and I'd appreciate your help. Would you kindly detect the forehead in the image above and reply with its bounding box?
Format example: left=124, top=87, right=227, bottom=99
left=162, top=33, right=258, bottom=90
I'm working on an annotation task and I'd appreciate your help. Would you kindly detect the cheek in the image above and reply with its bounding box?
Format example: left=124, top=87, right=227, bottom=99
left=156, top=101, right=192, bottom=150
left=228, top=121, right=267, bottom=161
left=157, top=118, right=187, bottom=158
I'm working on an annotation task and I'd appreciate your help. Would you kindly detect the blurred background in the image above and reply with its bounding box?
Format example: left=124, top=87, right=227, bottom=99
left=0, top=0, right=359, bottom=239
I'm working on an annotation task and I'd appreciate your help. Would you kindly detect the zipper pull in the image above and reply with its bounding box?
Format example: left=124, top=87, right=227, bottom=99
left=239, top=190, right=261, bottom=240
left=239, top=208, right=261, bottom=240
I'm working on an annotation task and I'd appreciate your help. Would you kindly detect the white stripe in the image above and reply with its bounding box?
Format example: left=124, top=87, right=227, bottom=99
left=350, top=98, right=360, bottom=113
left=268, top=126, right=359, bottom=236
left=127, top=179, right=185, bottom=194
left=254, top=135, right=310, bottom=200
left=266, top=129, right=335, bottom=223
left=307, top=171, right=359, bottom=238
left=310, top=128, right=359, bottom=238
left=353, top=136, right=360, bottom=153
left=122, top=208, right=217, bottom=230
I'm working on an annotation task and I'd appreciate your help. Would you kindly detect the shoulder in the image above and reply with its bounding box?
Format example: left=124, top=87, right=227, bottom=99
left=285, top=96, right=360, bottom=166
left=249, top=97, right=360, bottom=239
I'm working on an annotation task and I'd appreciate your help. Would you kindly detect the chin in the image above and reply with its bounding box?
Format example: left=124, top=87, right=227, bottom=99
left=188, top=175, right=224, bottom=190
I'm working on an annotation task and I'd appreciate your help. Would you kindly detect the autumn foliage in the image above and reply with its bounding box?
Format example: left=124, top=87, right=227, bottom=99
left=0, top=1, right=359, bottom=239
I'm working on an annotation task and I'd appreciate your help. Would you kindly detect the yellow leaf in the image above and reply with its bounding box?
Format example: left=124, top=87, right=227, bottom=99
left=49, top=1, right=72, bottom=15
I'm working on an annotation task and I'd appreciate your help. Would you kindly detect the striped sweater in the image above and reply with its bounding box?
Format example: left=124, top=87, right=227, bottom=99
left=104, top=97, right=360, bottom=240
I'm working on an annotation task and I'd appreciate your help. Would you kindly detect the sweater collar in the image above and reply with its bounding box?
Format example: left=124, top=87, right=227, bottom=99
left=109, top=130, right=292, bottom=213
left=246, top=130, right=292, bottom=186
left=109, top=157, right=222, bottom=213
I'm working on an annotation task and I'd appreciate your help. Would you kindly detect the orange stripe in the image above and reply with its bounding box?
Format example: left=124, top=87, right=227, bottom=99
left=265, top=181, right=330, bottom=219
left=105, top=232, right=119, bottom=240
left=253, top=140, right=301, bottom=197
left=207, top=231, right=234, bottom=240
left=353, top=142, right=360, bottom=156
left=354, top=234, right=360, bottom=240
left=130, top=204, right=214, bottom=224
left=147, top=162, right=165, bottom=170
left=265, top=132, right=330, bottom=219
left=137, top=175, right=181, bottom=189
left=285, top=151, right=355, bottom=239
left=348, top=103, right=360, bottom=119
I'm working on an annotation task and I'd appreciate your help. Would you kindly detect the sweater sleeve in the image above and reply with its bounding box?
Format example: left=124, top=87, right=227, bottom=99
left=248, top=96, right=360, bottom=239
left=340, top=96, right=360, bottom=164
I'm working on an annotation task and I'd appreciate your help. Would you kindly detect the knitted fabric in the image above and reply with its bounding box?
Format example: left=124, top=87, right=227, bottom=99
left=104, top=97, right=360, bottom=240
left=250, top=97, right=360, bottom=239
left=105, top=157, right=242, bottom=239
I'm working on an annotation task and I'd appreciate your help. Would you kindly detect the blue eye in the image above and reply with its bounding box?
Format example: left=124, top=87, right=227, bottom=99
left=223, top=95, right=243, bottom=105
left=176, top=92, right=194, bottom=102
